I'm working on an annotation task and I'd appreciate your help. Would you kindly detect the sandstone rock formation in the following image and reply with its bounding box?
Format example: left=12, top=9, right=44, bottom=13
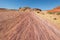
left=48, top=6, right=60, bottom=12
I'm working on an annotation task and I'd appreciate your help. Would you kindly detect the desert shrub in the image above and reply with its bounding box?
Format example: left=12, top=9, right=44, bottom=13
left=33, top=8, right=41, bottom=11
left=53, top=18, right=57, bottom=20
left=37, top=12, right=40, bottom=13
left=56, top=12, right=60, bottom=15
left=48, top=12, right=53, bottom=14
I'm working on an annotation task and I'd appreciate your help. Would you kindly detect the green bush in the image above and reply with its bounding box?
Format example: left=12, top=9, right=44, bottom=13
left=56, top=12, right=60, bottom=15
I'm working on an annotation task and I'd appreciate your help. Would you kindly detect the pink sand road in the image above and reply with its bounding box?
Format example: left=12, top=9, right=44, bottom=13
left=0, top=11, right=60, bottom=40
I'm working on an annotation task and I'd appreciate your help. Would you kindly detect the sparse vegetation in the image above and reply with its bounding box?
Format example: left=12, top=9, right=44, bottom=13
left=48, top=12, right=53, bottom=14
left=33, top=8, right=41, bottom=11
left=56, top=12, right=60, bottom=15
left=53, top=18, right=57, bottom=20
left=37, top=12, right=40, bottom=13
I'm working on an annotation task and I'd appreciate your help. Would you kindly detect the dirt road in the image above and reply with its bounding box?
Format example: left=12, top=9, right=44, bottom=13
left=0, top=11, right=60, bottom=40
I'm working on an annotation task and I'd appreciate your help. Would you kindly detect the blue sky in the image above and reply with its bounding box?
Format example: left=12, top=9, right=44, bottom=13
left=0, top=0, right=60, bottom=10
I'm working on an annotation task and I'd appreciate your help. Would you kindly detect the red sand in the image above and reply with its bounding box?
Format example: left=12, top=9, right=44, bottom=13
left=0, top=11, right=60, bottom=40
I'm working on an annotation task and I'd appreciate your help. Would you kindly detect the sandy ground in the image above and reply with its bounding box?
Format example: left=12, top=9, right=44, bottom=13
left=35, top=11, right=60, bottom=30
left=0, top=11, right=60, bottom=40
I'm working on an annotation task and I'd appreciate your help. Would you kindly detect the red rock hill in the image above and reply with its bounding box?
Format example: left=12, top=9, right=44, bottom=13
left=48, top=6, right=60, bottom=12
